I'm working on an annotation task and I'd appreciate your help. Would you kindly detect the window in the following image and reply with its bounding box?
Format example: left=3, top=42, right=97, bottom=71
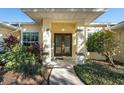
left=88, top=32, right=93, bottom=37
left=23, top=32, right=39, bottom=46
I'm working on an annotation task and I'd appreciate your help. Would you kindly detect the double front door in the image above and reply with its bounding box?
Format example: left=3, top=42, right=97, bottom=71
left=54, top=33, right=72, bottom=56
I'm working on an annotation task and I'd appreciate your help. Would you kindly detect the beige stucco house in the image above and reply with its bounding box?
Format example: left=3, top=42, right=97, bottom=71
left=1, top=8, right=117, bottom=65
left=112, top=22, right=124, bottom=61
left=21, top=8, right=108, bottom=65
left=0, top=21, right=20, bottom=51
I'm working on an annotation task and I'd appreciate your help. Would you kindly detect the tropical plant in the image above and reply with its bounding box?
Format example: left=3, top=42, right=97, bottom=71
left=0, top=34, right=44, bottom=76
left=86, top=30, right=120, bottom=67
left=4, top=34, right=19, bottom=48
left=0, top=45, right=42, bottom=76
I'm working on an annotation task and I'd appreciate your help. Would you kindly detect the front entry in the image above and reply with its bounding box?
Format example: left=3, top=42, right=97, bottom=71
left=54, top=33, right=72, bottom=56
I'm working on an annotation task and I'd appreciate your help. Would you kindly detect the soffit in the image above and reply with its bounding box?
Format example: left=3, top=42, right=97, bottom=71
left=22, top=8, right=107, bottom=25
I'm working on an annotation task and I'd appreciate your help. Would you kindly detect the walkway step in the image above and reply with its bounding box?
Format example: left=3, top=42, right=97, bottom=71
left=49, top=68, right=84, bottom=85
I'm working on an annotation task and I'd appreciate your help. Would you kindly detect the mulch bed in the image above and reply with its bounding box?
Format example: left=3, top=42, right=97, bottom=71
left=0, top=71, right=46, bottom=85
left=0, top=66, right=53, bottom=85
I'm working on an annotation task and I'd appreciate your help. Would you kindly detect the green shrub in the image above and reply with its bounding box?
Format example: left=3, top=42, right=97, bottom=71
left=74, top=62, right=124, bottom=85
left=86, top=30, right=120, bottom=67
left=0, top=45, right=42, bottom=76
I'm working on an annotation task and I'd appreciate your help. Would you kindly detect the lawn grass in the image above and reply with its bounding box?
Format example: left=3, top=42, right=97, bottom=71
left=74, top=61, right=124, bottom=85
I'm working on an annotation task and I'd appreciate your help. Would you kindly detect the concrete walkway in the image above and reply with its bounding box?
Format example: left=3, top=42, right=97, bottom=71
left=49, top=67, right=84, bottom=85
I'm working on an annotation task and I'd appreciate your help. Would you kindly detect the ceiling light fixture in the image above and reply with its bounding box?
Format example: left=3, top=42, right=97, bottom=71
left=61, top=28, right=65, bottom=32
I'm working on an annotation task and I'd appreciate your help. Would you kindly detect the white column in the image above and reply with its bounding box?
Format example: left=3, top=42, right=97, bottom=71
left=76, top=26, right=86, bottom=64
left=42, top=27, right=51, bottom=65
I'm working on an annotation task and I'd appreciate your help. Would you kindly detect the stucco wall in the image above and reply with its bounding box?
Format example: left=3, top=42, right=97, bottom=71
left=21, top=23, right=114, bottom=61
left=0, top=28, right=19, bottom=51
left=0, top=28, right=21, bottom=40
left=0, top=28, right=11, bottom=38
left=112, top=29, right=124, bottom=61
left=21, top=23, right=42, bottom=44
left=120, top=30, right=124, bottom=60
left=86, top=52, right=105, bottom=60
left=12, top=31, right=21, bottom=40
left=0, top=28, right=20, bottom=41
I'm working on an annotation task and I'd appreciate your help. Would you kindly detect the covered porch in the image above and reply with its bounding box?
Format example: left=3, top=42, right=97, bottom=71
left=22, top=8, right=107, bottom=66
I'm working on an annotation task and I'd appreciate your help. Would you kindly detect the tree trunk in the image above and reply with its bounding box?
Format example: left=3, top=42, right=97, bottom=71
left=104, top=52, right=116, bottom=67
left=108, top=55, right=116, bottom=67
left=105, top=55, right=109, bottom=62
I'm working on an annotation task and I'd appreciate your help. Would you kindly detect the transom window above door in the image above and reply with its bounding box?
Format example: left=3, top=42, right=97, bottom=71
left=22, top=32, right=39, bottom=46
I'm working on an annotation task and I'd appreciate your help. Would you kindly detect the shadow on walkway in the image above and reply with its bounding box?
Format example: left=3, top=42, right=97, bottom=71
left=49, top=68, right=84, bottom=85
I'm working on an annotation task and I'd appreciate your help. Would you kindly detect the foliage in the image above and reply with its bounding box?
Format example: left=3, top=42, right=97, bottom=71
left=0, top=34, right=44, bottom=76
left=86, top=30, right=120, bottom=66
left=0, top=45, right=42, bottom=76
left=4, top=34, right=19, bottom=48
left=27, top=43, right=43, bottom=60
left=74, top=62, right=124, bottom=85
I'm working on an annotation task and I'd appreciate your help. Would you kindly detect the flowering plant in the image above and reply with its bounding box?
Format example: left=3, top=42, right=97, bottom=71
left=4, top=34, right=19, bottom=48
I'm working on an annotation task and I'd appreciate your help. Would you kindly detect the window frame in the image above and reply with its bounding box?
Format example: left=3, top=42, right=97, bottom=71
left=22, top=31, right=39, bottom=46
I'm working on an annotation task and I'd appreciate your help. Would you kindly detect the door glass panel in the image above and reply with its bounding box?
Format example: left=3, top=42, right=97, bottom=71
left=55, top=34, right=72, bottom=56
left=55, top=35, right=62, bottom=54
left=64, top=35, right=71, bottom=55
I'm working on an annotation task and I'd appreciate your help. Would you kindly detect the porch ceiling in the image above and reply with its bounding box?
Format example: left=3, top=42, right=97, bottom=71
left=21, top=8, right=107, bottom=24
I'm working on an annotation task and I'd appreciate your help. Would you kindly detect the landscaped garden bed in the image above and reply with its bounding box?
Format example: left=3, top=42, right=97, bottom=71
left=74, top=60, right=124, bottom=85
left=0, top=66, right=52, bottom=85
left=0, top=34, right=52, bottom=85
left=0, top=71, right=45, bottom=85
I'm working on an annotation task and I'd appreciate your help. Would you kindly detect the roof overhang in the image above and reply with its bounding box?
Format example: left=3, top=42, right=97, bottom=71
left=112, top=22, right=124, bottom=30
left=87, top=23, right=116, bottom=27
left=0, top=21, right=18, bottom=30
left=21, top=8, right=107, bottom=24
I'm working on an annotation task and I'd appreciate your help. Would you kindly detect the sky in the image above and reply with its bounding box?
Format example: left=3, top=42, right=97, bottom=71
left=0, top=8, right=124, bottom=23
left=94, top=8, right=124, bottom=23
left=0, top=8, right=33, bottom=22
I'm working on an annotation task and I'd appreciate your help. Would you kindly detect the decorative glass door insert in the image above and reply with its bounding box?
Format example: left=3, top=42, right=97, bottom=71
left=54, top=33, right=72, bottom=56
